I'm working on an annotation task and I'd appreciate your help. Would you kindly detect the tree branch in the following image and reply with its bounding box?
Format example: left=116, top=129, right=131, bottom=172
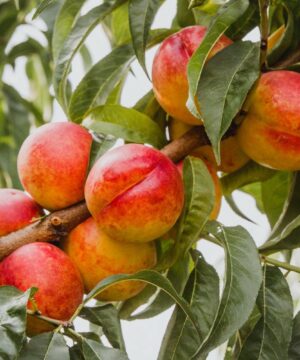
left=0, top=126, right=210, bottom=260
left=258, top=0, right=270, bottom=71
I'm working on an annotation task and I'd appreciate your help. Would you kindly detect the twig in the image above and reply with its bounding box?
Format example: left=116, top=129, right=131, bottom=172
left=258, top=0, right=270, bottom=71
left=262, top=256, right=300, bottom=274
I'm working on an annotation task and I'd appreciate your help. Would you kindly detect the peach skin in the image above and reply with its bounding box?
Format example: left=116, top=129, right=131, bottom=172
left=169, top=118, right=249, bottom=173
left=85, top=144, right=184, bottom=243
left=0, top=188, right=43, bottom=236
left=17, top=122, right=92, bottom=210
left=0, top=242, right=84, bottom=335
left=237, top=71, right=300, bottom=170
left=63, top=217, right=157, bottom=301
left=152, top=25, right=232, bottom=125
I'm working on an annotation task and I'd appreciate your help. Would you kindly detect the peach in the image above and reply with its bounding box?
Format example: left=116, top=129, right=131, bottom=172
left=0, top=242, right=84, bottom=335
left=0, top=188, right=43, bottom=236
left=85, top=144, right=184, bottom=243
left=63, top=218, right=157, bottom=301
left=152, top=25, right=233, bottom=125
left=237, top=71, right=300, bottom=170
left=169, top=118, right=249, bottom=173
left=17, top=122, right=92, bottom=210
left=176, top=160, right=221, bottom=219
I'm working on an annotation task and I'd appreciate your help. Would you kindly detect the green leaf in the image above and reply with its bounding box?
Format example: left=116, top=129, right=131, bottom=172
left=194, top=223, right=262, bottom=357
left=172, top=0, right=195, bottom=27
left=129, top=0, right=163, bottom=75
left=224, top=195, right=256, bottom=223
left=238, top=266, right=293, bottom=360
left=102, top=2, right=131, bottom=46
left=259, top=172, right=300, bottom=253
left=80, top=304, right=125, bottom=350
left=69, top=345, right=84, bottom=360
left=52, top=0, right=85, bottom=62
left=220, top=161, right=277, bottom=196
left=127, top=253, right=190, bottom=320
left=158, top=252, right=219, bottom=360
left=88, top=133, right=117, bottom=172
left=82, top=339, right=128, bottom=360
left=288, top=312, right=300, bottom=359
left=53, top=0, right=126, bottom=110
left=186, top=0, right=249, bottom=118
left=84, top=270, right=203, bottom=340
left=83, top=105, right=166, bottom=148
left=177, top=156, right=214, bottom=254
left=33, top=0, right=56, bottom=19
left=68, top=44, right=134, bottom=122
left=225, top=0, right=259, bottom=41
left=197, top=41, right=260, bottom=162
left=0, top=286, right=33, bottom=360
left=261, top=171, right=292, bottom=228
left=19, top=333, right=70, bottom=360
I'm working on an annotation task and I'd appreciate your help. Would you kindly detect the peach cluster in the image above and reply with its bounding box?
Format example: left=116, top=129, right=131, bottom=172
left=0, top=120, right=186, bottom=334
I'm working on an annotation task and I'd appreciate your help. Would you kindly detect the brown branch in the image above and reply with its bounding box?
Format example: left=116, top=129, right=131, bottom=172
left=0, top=202, right=90, bottom=260
left=0, top=127, right=211, bottom=261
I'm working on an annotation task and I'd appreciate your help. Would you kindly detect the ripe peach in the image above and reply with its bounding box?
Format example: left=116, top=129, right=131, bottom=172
left=63, top=218, right=157, bottom=301
left=0, top=242, right=84, bottom=335
left=169, top=118, right=249, bottom=173
left=85, top=144, right=184, bottom=243
left=17, top=122, right=92, bottom=210
left=237, top=71, right=300, bottom=170
left=0, top=188, right=43, bottom=236
left=152, top=25, right=232, bottom=125
left=176, top=160, right=221, bottom=219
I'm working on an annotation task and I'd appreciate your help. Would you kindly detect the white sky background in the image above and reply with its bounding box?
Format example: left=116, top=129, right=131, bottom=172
left=4, top=0, right=300, bottom=359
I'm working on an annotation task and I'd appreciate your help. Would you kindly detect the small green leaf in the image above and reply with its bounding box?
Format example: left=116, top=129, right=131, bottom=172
left=197, top=41, right=260, bottom=162
left=82, top=339, right=128, bottom=360
left=52, top=0, right=85, bottom=62
left=172, top=0, right=195, bottom=27
left=129, top=0, right=163, bottom=76
left=80, top=304, right=125, bottom=350
left=225, top=1, right=259, bottom=41
left=220, top=161, right=277, bottom=196
left=33, top=0, right=56, bottom=19
left=261, top=171, right=292, bottom=228
left=238, top=266, right=293, bottom=360
left=84, top=270, right=203, bottom=341
left=19, top=332, right=70, bottom=359
left=127, top=253, right=190, bottom=320
left=68, top=44, right=134, bottom=122
left=158, top=251, right=219, bottom=360
left=186, top=0, right=249, bottom=118
left=88, top=133, right=117, bottom=172
left=0, top=286, right=34, bottom=360
left=288, top=311, right=300, bottom=359
left=83, top=105, right=166, bottom=148
left=194, top=223, right=262, bottom=357
left=53, top=0, right=126, bottom=110
left=177, top=156, right=214, bottom=254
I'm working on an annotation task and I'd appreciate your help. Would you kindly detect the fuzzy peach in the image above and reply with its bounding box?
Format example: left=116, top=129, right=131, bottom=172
left=63, top=218, right=157, bottom=301
left=169, top=118, right=249, bottom=173
left=17, top=122, right=92, bottom=210
left=0, top=188, right=43, bottom=236
left=85, top=144, right=184, bottom=243
left=152, top=25, right=232, bottom=125
left=237, top=71, right=300, bottom=170
left=0, top=242, right=84, bottom=335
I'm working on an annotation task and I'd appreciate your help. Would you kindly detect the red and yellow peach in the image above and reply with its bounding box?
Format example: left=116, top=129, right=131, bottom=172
left=17, top=122, right=92, bottom=210
left=152, top=25, right=232, bottom=125
left=85, top=144, right=184, bottom=243
left=63, top=217, right=157, bottom=301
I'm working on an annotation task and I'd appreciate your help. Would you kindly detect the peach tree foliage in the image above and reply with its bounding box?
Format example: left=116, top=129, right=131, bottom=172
left=1, top=0, right=300, bottom=359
